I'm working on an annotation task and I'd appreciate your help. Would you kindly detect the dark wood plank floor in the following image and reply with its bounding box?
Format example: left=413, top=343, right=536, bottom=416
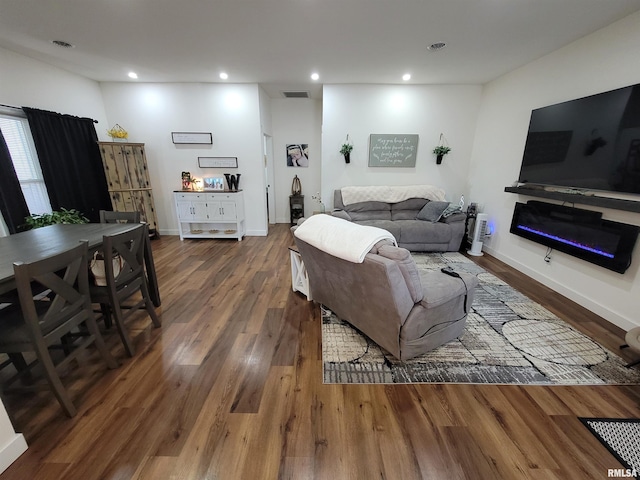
left=1, top=224, right=638, bottom=479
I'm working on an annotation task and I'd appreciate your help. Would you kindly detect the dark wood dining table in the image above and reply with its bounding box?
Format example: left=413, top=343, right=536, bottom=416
left=0, top=223, right=161, bottom=306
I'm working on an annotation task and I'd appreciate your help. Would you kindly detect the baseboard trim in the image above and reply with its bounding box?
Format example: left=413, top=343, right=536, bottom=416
left=482, top=245, right=637, bottom=331
left=0, top=433, right=27, bottom=474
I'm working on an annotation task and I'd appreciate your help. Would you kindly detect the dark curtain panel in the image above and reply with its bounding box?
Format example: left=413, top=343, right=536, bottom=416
left=0, top=128, right=30, bottom=233
left=23, top=107, right=111, bottom=222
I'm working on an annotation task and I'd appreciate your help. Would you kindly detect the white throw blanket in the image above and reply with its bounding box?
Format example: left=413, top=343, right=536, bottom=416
left=294, top=214, right=397, bottom=263
left=340, top=185, right=446, bottom=206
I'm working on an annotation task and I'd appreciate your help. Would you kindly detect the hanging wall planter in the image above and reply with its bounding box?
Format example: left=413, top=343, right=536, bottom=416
left=433, top=133, right=451, bottom=165
left=340, top=135, right=353, bottom=164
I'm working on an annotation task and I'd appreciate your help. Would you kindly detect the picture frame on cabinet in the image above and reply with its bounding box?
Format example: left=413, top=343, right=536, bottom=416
left=203, top=177, right=225, bottom=190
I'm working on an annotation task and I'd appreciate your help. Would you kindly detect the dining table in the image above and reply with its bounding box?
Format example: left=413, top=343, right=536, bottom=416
left=0, top=223, right=161, bottom=306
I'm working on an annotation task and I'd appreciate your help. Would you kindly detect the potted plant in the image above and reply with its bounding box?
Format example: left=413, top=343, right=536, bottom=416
left=340, top=143, right=353, bottom=163
left=24, top=208, right=89, bottom=229
left=433, top=145, right=451, bottom=165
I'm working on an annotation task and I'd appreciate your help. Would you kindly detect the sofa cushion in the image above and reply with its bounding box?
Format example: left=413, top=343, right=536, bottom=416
left=344, top=201, right=391, bottom=221
left=442, top=211, right=466, bottom=224
left=419, top=271, right=469, bottom=308
left=391, top=198, right=429, bottom=220
left=441, top=204, right=462, bottom=218
left=355, top=220, right=401, bottom=240
left=416, top=201, right=450, bottom=222
left=396, top=220, right=451, bottom=244
left=331, top=209, right=352, bottom=221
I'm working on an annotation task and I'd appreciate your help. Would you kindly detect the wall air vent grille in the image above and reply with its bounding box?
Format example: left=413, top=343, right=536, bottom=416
left=282, top=91, right=310, bottom=99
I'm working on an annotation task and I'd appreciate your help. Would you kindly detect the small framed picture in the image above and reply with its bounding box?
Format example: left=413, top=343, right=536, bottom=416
left=203, top=177, right=225, bottom=190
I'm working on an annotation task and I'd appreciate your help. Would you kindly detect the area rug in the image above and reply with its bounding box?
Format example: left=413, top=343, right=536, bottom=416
left=322, top=252, right=640, bottom=385
left=579, top=418, right=640, bottom=477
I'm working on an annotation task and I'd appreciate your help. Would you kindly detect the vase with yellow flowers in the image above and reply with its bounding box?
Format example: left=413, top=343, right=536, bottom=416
left=107, top=124, right=129, bottom=142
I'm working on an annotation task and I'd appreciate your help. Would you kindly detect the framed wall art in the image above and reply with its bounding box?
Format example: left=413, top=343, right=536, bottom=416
left=171, top=132, right=213, bottom=144
left=286, top=144, right=309, bottom=167
left=198, top=156, right=238, bottom=168
left=368, top=134, right=419, bottom=167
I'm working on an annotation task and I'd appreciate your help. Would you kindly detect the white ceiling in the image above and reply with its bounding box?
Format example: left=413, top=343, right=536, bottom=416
left=1, top=0, right=640, bottom=99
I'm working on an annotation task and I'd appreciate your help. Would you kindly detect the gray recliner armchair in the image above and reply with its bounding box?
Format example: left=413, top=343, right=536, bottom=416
left=293, top=214, right=478, bottom=361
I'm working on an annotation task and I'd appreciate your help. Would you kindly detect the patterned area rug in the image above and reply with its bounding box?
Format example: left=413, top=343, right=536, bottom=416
left=322, top=252, right=640, bottom=385
left=579, top=418, right=640, bottom=477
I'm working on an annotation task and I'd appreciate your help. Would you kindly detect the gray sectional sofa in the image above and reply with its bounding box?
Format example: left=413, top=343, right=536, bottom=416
left=331, top=188, right=466, bottom=252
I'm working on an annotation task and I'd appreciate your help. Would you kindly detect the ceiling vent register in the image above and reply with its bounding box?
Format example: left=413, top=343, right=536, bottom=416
left=282, top=91, right=310, bottom=99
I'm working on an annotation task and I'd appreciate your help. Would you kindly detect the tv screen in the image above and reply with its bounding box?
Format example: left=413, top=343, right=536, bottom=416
left=518, top=83, right=640, bottom=195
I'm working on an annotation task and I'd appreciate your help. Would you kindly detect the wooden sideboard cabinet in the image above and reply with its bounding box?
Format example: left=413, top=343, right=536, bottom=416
left=98, top=142, right=160, bottom=238
left=174, top=191, right=245, bottom=241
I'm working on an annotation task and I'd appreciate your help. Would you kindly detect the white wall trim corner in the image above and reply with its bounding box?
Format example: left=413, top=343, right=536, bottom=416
left=0, top=433, right=27, bottom=474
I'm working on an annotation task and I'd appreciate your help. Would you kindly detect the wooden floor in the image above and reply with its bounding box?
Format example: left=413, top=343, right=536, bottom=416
left=1, top=224, right=639, bottom=479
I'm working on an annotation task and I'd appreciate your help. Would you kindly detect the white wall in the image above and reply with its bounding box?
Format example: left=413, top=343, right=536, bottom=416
left=271, top=99, right=323, bottom=222
left=0, top=47, right=108, bottom=124
left=469, top=11, right=640, bottom=330
left=99, top=82, right=267, bottom=236
left=321, top=84, right=483, bottom=210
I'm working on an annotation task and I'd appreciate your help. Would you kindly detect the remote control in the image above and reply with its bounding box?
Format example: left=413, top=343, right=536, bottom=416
left=441, top=267, right=461, bottom=278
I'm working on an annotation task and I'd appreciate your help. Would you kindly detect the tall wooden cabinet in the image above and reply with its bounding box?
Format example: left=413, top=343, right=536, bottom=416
left=98, top=142, right=159, bottom=237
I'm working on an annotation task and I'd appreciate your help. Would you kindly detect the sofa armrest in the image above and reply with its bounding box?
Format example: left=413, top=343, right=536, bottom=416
left=441, top=212, right=466, bottom=224
left=331, top=209, right=352, bottom=221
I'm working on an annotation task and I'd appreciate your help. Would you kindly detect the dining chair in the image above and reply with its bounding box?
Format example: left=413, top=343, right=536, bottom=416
left=99, top=210, right=141, bottom=224
left=90, top=223, right=161, bottom=356
left=0, top=241, right=118, bottom=417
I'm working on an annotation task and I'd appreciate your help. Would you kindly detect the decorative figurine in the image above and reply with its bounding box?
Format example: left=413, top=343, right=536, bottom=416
left=181, top=172, right=192, bottom=190
left=292, top=175, right=302, bottom=195
left=224, top=173, right=241, bottom=191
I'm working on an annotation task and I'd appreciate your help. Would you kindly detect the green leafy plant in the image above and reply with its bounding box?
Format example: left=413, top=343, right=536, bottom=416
left=24, top=208, right=89, bottom=229
left=433, top=146, right=451, bottom=156
left=340, top=144, right=353, bottom=155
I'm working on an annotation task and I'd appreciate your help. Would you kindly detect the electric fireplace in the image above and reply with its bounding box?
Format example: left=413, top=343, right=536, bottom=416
left=510, top=201, right=639, bottom=273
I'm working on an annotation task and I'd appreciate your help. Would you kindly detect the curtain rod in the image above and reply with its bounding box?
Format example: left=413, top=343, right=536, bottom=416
left=1, top=104, right=99, bottom=123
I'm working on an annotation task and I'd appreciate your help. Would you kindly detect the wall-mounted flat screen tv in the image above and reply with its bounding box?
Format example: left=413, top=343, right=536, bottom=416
left=517, top=83, right=640, bottom=195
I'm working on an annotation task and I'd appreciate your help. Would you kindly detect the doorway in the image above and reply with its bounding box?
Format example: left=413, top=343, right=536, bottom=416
left=263, top=134, right=276, bottom=225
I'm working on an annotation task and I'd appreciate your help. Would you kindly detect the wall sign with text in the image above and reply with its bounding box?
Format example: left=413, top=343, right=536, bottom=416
left=368, top=134, right=419, bottom=167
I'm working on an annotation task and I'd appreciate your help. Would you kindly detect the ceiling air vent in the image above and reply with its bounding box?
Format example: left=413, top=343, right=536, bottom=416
left=282, top=91, right=310, bottom=99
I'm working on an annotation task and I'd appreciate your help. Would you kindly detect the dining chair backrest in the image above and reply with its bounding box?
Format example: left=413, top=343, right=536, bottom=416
left=102, top=224, right=145, bottom=290
left=3, top=241, right=118, bottom=417
left=92, top=223, right=160, bottom=356
left=99, top=210, right=141, bottom=225
left=14, top=241, right=92, bottom=340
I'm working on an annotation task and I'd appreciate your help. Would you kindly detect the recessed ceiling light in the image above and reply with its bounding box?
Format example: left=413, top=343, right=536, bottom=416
left=51, top=40, right=75, bottom=48
left=402, top=73, right=411, bottom=81
left=428, top=42, right=447, bottom=51
left=128, top=72, right=138, bottom=79
left=311, top=72, right=319, bottom=81
left=219, top=72, right=228, bottom=80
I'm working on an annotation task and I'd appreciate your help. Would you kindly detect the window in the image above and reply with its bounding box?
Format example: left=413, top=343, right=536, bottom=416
left=0, top=114, right=52, bottom=215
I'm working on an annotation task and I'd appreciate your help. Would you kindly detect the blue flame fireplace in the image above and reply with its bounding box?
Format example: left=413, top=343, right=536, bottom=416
left=510, top=201, right=639, bottom=274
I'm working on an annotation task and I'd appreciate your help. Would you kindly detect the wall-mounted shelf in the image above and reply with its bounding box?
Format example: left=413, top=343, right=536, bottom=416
left=504, top=186, right=640, bottom=213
